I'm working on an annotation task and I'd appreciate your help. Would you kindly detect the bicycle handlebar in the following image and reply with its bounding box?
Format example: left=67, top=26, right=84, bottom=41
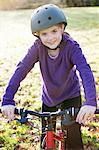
left=13, top=107, right=79, bottom=117
left=0, top=107, right=99, bottom=125
left=15, top=107, right=99, bottom=115
left=0, top=107, right=99, bottom=117
left=14, top=107, right=99, bottom=125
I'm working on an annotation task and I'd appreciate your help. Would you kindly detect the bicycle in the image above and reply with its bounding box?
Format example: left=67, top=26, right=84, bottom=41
left=1, top=107, right=98, bottom=150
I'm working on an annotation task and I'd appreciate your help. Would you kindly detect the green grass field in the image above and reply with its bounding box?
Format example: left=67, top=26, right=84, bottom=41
left=0, top=7, right=99, bottom=149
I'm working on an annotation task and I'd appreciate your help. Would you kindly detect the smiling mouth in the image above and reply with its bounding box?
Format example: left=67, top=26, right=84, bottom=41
left=48, top=40, right=57, bottom=45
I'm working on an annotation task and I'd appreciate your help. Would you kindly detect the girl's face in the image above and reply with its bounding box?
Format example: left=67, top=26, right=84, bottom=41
left=39, top=24, right=64, bottom=49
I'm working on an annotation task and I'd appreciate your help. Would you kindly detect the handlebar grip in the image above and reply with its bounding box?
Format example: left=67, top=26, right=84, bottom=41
left=95, top=109, right=99, bottom=114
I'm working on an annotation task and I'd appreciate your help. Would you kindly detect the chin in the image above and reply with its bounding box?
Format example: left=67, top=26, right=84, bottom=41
left=49, top=46, right=57, bottom=49
left=48, top=45, right=58, bottom=49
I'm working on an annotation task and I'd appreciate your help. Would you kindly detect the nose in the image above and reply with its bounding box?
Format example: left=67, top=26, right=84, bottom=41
left=47, top=33, right=55, bottom=42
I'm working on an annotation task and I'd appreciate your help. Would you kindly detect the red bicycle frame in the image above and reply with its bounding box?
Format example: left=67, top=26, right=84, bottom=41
left=46, top=130, right=65, bottom=150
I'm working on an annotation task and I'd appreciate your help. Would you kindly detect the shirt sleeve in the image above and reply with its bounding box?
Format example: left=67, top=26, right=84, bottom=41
left=70, top=41, right=97, bottom=106
left=2, top=42, right=39, bottom=106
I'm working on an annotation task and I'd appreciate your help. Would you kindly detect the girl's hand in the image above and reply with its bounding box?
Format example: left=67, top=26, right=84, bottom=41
left=1, top=105, right=15, bottom=122
left=76, top=105, right=96, bottom=125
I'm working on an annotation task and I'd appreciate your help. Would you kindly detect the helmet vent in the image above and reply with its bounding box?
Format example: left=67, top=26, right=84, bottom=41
left=48, top=16, right=52, bottom=20
left=38, top=20, right=41, bottom=24
left=36, top=10, right=39, bottom=13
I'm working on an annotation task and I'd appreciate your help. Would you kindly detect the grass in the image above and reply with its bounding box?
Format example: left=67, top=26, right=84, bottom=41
left=64, top=7, right=99, bottom=30
left=0, top=7, right=99, bottom=149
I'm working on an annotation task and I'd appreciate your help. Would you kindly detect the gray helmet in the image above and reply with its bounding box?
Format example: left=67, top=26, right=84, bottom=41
left=31, top=4, right=67, bottom=34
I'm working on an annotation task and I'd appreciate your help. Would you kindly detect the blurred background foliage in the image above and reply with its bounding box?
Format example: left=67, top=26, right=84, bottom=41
left=0, top=0, right=99, bottom=10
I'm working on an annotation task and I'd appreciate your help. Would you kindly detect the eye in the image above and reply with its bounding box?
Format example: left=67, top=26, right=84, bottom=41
left=52, top=29, right=58, bottom=33
left=41, top=32, right=47, bottom=36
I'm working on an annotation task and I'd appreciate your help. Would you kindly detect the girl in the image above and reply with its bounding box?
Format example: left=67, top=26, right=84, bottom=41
left=1, top=4, right=97, bottom=149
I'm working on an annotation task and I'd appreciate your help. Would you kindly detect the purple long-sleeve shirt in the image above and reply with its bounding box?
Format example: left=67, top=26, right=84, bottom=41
left=2, top=33, right=97, bottom=107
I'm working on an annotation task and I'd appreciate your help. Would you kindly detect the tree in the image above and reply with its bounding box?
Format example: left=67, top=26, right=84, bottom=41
left=60, top=0, right=99, bottom=6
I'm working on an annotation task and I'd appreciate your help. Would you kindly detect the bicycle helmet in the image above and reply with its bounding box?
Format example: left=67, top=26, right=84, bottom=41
left=31, top=4, right=67, bottom=35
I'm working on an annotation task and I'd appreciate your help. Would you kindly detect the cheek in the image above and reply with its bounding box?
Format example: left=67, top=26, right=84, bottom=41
left=40, top=36, right=46, bottom=43
left=57, top=32, right=62, bottom=41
